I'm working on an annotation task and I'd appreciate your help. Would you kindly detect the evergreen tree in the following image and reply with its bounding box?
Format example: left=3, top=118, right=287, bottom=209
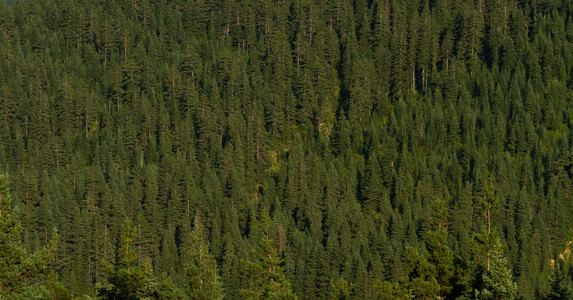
left=241, top=214, right=296, bottom=300
left=545, top=260, right=572, bottom=300
left=474, top=234, right=517, bottom=300
left=374, top=280, right=413, bottom=300
left=0, top=174, right=57, bottom=299
left=181, top=216, right=224, bottom=300
left=329, top=276, right=354, bottom=300
left=0, top=0, right=573, bottom=297
left=97, top=219, right=158, bottom=299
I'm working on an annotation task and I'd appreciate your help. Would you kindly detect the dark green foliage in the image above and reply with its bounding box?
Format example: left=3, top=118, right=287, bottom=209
left=241, top=214, right=296, bottom=299
left=0, top=0, right=573, bottom=298
left=426, top=229, right=455, bottom=297
left=329, top=276, right=355, bottom=300
left=374, top=280, right=413, bottom=300
left=97, top=219, right=159, bottom=299
left=475, top=235, right=517, bottom=300
left=181, top=217, right=224, bottom=300
left=0, top=175, right=57, bottom=299
left=545, top=260, right=572, bottom=300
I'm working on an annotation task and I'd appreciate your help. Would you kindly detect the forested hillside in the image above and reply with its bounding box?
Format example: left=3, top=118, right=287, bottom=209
left=0, top=0, right=573, bottom=298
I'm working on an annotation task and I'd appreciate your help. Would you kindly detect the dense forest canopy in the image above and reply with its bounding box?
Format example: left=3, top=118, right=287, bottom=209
left=0, top=0, right=573, bottom=298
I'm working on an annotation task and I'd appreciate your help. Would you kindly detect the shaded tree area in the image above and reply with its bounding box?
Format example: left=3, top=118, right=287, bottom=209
left=0, top=0, right=573, bottom=298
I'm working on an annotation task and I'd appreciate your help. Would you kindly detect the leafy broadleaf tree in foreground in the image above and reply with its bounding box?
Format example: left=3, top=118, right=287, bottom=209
left=241, top=213, right=296, bottom=299
left=0, top=174, right=57, bottom=299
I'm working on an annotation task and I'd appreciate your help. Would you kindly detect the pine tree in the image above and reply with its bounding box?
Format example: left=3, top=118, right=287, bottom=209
left=0, top=174, right=57, bottom=299
left=545, top=260, right=572, bottom=300
left=329, top=276, right=354, bottom=300
left=475, top=234, right=517, bottom=300
left=241, top=213, right=296, bottom=299
left=181, top=216, right=224, bottom=300
left=97, top=219, right=158, bottom=299
left=425, top=229, right=455, bottom=297
left=374, top=280, right=413, bottom=300
left=425, top=199, right=457, bottom=298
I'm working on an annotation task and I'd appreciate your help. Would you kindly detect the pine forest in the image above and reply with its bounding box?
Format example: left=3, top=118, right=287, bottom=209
left=0, top=0, right=573, bottom=298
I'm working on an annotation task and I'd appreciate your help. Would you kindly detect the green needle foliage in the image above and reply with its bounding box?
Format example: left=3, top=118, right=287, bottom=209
left=181, top=216, right=224, bottom=300
left=0, top=0, right=572, bottom=298
left=97, top=219, right=158, bottom=299
left=475, top=234, right=517, bottom=300
left=0, top=174, right=57, bottom=299
left=545, top=260, right=572, bottom=300
left=241, top=214, right=296, bottom=300
left=329, top=276, right=355, bottom=300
